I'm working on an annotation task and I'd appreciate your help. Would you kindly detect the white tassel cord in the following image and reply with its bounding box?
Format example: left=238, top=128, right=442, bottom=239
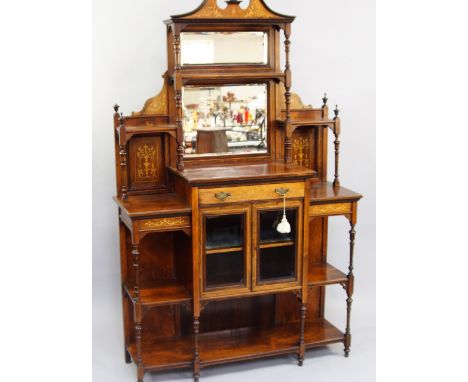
left=276, top=193, right=291, bottom=234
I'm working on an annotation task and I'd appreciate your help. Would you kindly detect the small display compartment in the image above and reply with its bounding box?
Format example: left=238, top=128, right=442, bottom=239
left=258, top=245, right=296, bottom=282
left=259, top=209, right=297, bottom=244
left=205, top=214, right=244, bottom=250
left=206, top=251, right=245, bottom=288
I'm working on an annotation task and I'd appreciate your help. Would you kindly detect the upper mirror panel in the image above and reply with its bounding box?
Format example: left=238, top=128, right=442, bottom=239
left=182, top=83, right=268, bottom=157
left=180, top=32, right=268, bottom=65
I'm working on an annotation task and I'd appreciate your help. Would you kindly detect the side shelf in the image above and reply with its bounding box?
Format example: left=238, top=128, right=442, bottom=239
left=123, top=280, right=191, bottom=308
left=308, top=263, right=348, bottom=287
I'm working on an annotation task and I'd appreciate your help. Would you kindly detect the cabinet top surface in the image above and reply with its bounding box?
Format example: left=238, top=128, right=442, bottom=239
left=169, top=161, right=316, bottom=186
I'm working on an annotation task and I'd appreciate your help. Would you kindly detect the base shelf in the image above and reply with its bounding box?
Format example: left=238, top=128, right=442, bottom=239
left=128, top=318, right=344, bottom=372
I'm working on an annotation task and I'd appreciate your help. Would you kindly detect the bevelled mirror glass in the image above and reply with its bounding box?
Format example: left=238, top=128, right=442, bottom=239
left=180, top=32, right=268, bottom=65
left=182, top=84, right=268, bottom=156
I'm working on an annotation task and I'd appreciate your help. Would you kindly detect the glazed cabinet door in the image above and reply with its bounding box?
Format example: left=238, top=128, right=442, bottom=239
left=252, top=200, right=303, bottom=292
left=200, top=205, right=251, bottom=298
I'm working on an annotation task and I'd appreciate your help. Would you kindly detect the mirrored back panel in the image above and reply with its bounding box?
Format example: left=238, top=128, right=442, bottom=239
left=182, top=83, right=268, bottom=157
left=180, top=32, right=268, bottom=66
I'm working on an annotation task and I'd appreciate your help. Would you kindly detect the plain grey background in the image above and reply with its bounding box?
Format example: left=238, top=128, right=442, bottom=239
left=93, top=1, right=376, bottom=381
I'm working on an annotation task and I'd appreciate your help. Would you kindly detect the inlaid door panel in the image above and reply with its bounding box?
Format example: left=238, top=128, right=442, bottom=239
left=128, top=135, right=168, bottom=192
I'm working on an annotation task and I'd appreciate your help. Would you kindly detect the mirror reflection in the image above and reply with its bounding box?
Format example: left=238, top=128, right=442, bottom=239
left=180, top=32, right=268, bottom=65
left=182, top=84, right=268, bottom=156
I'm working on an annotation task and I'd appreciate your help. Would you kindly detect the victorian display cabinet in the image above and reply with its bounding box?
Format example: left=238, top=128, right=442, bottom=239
left=112, top=1, right=363, bottom=381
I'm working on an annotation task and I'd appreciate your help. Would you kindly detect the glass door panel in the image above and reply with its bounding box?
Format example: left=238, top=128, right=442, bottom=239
left=259, top=244, right=296, bottom=282
left=253, top=201, right=303, bottom=291
left=201, top=206, right=251, bottom=297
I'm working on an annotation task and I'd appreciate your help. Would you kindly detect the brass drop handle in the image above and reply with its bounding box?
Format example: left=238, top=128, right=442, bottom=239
left=275, top=188, right=289, bottom=197
left=215, top=192, right=232, bottom=201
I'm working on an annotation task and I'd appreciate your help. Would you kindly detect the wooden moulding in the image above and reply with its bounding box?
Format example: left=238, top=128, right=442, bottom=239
left=132, top=76, right=169, bottom=117
left=171, top=0, right=295, bottom=22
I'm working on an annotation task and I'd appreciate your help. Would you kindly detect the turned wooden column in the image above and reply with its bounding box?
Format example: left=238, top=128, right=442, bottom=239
left=193, top=317, right=200, bottom=382
left=283, top=24, right=292, bottom=163
left=298, top=303, right=307, bottom=366
left=134, top=303, right=144, bottom=382
left=173, top=32, right=184, bottom=171
left=118, top=114, right=129, bottom=201
left=344, top=222, right=356, bottom=357
left=333, top=105, right=341, bottom=188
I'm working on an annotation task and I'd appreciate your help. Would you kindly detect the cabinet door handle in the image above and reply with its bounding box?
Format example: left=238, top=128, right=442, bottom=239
left=275, top=187, right=289, bottom=197
left=215, top=192, right=231, bottom=201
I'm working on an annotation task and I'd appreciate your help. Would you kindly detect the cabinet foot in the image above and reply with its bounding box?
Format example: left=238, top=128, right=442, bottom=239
left=125, top=348, right=132, bottom=364
left=344, top=348, right=350, bottom=358
left=298, top=357, right=304, bottom=367
left=194, top=373, right=200, bottom=382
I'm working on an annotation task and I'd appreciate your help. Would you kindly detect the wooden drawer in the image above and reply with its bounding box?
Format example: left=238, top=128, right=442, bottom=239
left=199, top=182, right=305, bottom=205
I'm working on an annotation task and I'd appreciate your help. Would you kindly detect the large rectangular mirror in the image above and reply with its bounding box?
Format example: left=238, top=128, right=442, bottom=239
left=182, top=83, right=268, bottom=157
left=180, top=32, right=268, bottom=65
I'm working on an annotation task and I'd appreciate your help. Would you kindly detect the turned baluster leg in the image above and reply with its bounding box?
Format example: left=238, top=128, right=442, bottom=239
left=298, top=303, right=307, bottom=366
left=344, top=224, right=356, bottom=357
left=193, top=317, right=200, bottom=382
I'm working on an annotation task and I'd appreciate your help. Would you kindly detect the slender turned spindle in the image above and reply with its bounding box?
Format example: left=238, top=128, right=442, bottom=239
left=135, top=321, right=144, bottom=382
left=344, top=224, right=356, bottom=357
left=132, top=244, right=140, bottom=300
left=118, top=114, right=128, bottom=201
left=298, top=304, right=307, bottom=366
left=284, top=26, right=292, bottom=163
left=173, top=33, right=184, bottom=171
left=333, top=105, right=341, bottom=188
left=193, top=318, right=200, bottom=382
left=175, top=89, right=185, bottom=171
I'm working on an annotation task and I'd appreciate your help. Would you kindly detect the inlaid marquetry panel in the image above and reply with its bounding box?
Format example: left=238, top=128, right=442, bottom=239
left=310, top=202, right=352, bottom=217
left=128, top=136, right=167, bottom=192
left=139, top=216, right=191, bottom=232
left=181, top=0, right=282, bottom=20
left=292, top=127, right=316, bottom=170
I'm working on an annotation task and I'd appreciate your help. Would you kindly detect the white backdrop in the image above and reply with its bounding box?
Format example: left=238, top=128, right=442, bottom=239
left=93, top=1, right=375, bottom=381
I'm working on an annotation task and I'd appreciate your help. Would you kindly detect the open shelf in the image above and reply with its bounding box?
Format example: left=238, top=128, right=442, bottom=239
left=308, top=263, right=348, bottom=286
left=123, top=280, right=191, bottom=307
left=259, top=241, right=294, bottom=249
left=128, top=318, right=344, bottom=372
left=205, top=246, right=244, bottom=255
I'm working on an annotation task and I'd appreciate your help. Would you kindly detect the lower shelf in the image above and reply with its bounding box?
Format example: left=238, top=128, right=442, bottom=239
left=128, top=318, right=344, bottom=372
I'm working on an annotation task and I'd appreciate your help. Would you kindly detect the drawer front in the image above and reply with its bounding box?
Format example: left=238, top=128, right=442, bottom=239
left=199, top=182, right=305, bottom=205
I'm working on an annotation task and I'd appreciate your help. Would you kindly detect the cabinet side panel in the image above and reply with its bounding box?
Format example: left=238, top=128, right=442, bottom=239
left=138, top=232, right=175, bottom=287
left=143, top=307, right=178, bottom=341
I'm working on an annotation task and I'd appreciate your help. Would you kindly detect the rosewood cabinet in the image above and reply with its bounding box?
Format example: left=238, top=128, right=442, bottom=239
left=112, top=1, right=363, bottom=382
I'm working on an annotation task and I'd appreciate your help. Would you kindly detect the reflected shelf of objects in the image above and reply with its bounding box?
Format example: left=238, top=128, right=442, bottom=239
left=182, top=83, right=268, bottom=157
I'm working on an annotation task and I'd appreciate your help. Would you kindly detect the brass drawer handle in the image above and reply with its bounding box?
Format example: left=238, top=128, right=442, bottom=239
left=215, top=192, right=232, bottom=201
left=275, top=188, right=289, bottom=197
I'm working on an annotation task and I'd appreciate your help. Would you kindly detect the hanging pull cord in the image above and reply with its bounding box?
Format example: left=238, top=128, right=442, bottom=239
left=277, top=193, right=291, bottom=234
